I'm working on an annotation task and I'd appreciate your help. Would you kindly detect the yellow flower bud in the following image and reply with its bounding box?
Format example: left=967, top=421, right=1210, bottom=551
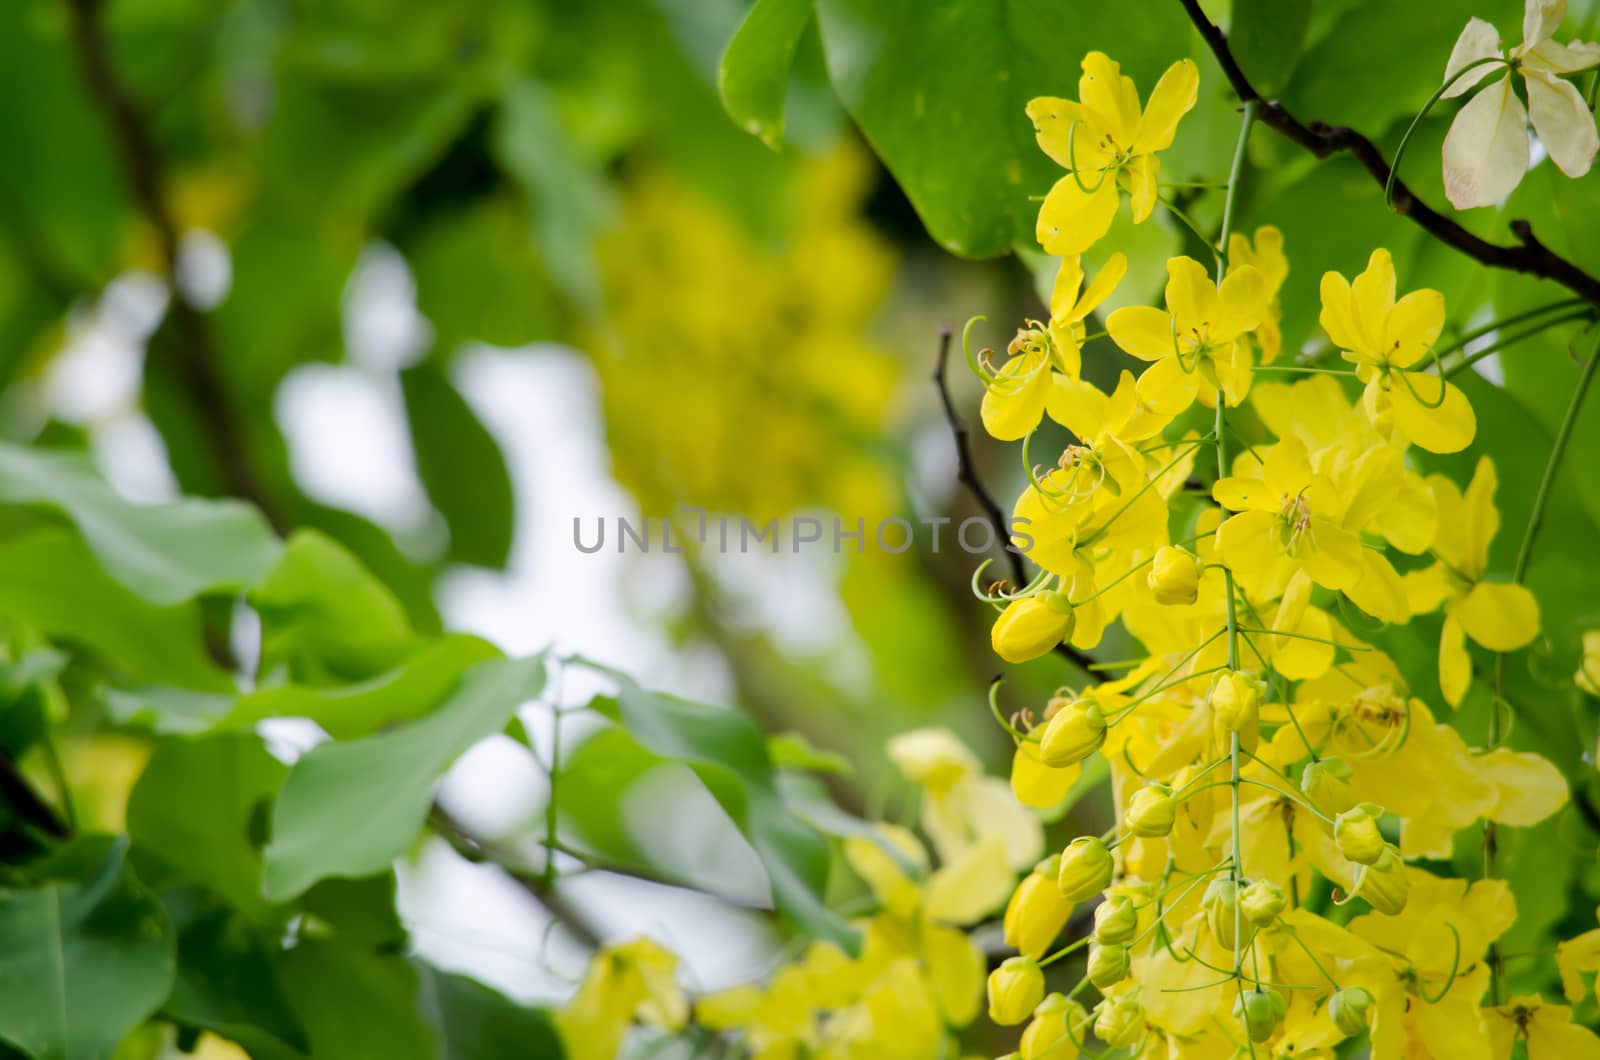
left=1038, top=701, right=1106, bottom=768
left=1020, top=995, right=1087, bottom=1060
left=1092, top=996, right=1146, bottom=1050
left=987, top=956, right=1045, bottom=1026
left=1093, top=893, right=1139, bottom=945
left=1577, top=629, right=1600, bottom=697
left=1086, top=943, right=1130, bottom=988
left=1329, top=986, right=1374, bottom=1038
left=1300, top=756, right=1355, bottom=816
left=991, top=593, right=1075, bottom=664
left=1354, top=845, right=1409, bottom=915
left=1147, top=545, right=1199, bottom=605
left=1234, top=987, right=1286, bottom=1043
left=1203, top=877, right=1250, bottom=949
left=1240, top=879, right=1286, bottom=926
left=1335, top=804, right=1386, bottom=866
left=1210, top=671, right=1259, bottom=732
left=1056, top=837, right=1113, bottom=903
left=1124, top=785, right=1175, bottom=837
left=1004, top=863, right=1073, bottom=959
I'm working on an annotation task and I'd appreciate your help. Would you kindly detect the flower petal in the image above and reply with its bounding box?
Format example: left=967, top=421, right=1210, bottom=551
left=1073, top=252, right=1127, bottom=320
left=1026, top=97, right=1092, bottom=169
left=1134, top=353, right=1198, bottom=415
left=1215, top=265, right=1267, bottom=340
left=1455, top=580, right=1541, bottom=651
left=1123, top=153, right=1160, bottom=223
left=1461, top=456, right=1501, bottom=577
left=1444, top=17, right=1505, bottom=98
left=1079, top=51, right=1141, bottom=147
left=1525, top=68, right=1599, bottom=177
left=1480, top=746, right=1568, bottom=826
left=1318, top=269, right=1365, bottom=353
left=1107, top=305, right=1175, bottom=361
left=1133, top=58, right=1199, bottom=154
left=1440, top=613, right=1472, bottom=707
left=1443, top=77, right=1531, bottom=208
left=1390, top=372, right=1476, bottom=453
left=980, top=357, right=1050, bottom=440
left=1384, top=288, right=1446, bottom=368
left=1350, top=248, right=1396, bottom=338
left=1523, top=0, right=1566, bottom=49
left=1164, top=256, right=1217, bottom=332
left=1524, top=37, right=1600, bottom=74
left=1037, top=175, right=1119, bottom=257
left=1049, top=256, right=1085, bottom=321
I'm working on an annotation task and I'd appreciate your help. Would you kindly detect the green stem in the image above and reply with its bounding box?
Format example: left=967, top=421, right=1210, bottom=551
left=1444, top=307, right=1595, bottom=379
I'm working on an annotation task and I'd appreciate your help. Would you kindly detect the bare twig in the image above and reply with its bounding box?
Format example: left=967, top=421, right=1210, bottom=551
left=933, top=326, right=1095, bottom=672
left=62, top=0, right=285, bottom=529
left=1179, top=0, right=1600, bottom=307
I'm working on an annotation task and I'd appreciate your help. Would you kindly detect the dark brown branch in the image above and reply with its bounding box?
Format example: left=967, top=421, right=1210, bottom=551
left=1179, top=0, right=1600, bottom=307
left=933, top=326, right=1095, bottom=673
left=62, top=0, right=286, bottom=530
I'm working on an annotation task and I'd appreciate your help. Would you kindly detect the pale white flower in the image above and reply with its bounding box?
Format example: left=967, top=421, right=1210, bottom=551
left=1440, top=0, right=1600, bottom=208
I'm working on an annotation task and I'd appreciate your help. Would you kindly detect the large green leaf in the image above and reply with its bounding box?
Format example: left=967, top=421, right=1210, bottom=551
left=1228, top=0, right=1312, bottom=96
left=0, top=837, right=176, bottom=1060
left=401, top=364, right=515, bottom=569
left=574, top=662, right=858, bottom=952
left=275, top=941, right=433, bottom=1060
left=814, top=0, right=1190, bottom=256
left=127, top=733, right=288, bottom=918
left=718, top=0, right=813, bottom=148
left=163, top=899, right=309, bottom=1060
left=0, top=528, right=227, bottom=690
left=416, top=964, right=565, bottom=1060
left=262, top=656, right=546, bottom=900
left=0, top=443, right=280, bottom=607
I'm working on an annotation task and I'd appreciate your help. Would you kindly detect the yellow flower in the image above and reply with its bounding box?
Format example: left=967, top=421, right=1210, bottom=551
left=1038, top=699, right=1107, bottom=767
left=1021, top=995, right=1086, bottom=1059
left=988, top=956, right=1046, bottom=1025
left=1004, top=861, right=1074, bottom=958
left=1057, top=836, right=1114, bottom=902
left=1028, top=54, right=1198, bottom=256
left=981, top=254, right=1127, bottom=440
left=1441, top=0, right=1600, bottom=209
left=556, top=938, right=687, bottom=1060
left=1557, top=907, right=1600, bottom=1005
left=1576, top=628, right=1600, bottom=696
left=1147, top=545, right=1199, bottom=605
left=1108, top=255, right=1268, bottom=414
left=991, top=593, right=1076, bottom=663
left=1227, top=225, right=1289, bottom=363
left=1485, top=995, right=1600, bottom=1059
left=1403, top=457, right=1541, bottom=705
left=1319, top=248, right=1475, bottom=453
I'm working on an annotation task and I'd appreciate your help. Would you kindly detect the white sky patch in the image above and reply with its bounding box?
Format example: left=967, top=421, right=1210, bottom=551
left=343, top=242, right=432, bottom=372
left=176, top=228, right=233, bottom=310
left=91, top=413, right=179, bottom=502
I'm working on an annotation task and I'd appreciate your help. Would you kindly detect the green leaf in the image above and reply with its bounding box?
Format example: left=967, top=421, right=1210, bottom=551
left=127, top=733, right=287, bottom=918
left=163, top=900, right=309, bottom=1060
left=813, top=0, right=1190, bottom=256
left=0, top=528, right=228, bottom=690
left=274, top=941, right=433, bottom=1060
left=262, top=656, right=547, bottom=900
left=718, top=0, right=813, bottom=148
left=400, top=365, right=515, bottom=569
left=416, top=964, right=565, bottom=1060
left=0, top=443, right=280, bottom=607
left=1228, top=0, right=1311, bottom=96
left=298, top=873, right=407, bottom=949
left=0, top=837, right=176, bottom=1060
left=573, top=661, right=858, bottom=953
left=249, top=530, right=418, bottom=682
left=768, top=732, right=852, bottom=775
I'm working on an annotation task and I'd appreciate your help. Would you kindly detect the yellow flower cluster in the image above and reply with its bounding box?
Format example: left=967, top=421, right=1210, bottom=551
left=973, top=51, right=1588, bottom=1059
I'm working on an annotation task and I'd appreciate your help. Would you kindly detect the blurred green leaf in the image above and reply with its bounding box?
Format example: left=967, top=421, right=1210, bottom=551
left=814, top=0, right=1189, bottom=256
left=0, top=649, right=65, bottom=758
left=1228, top=0, right=1311, bottom=96
left=718, top=0, right=812, bottom=148
left=298, top=873, right=406, bottom=949
left=274, top=941, right=433, bottom=1060
left=127, top=732, right=287, bottom=918
left=415, top=964, right=565, bottom=1060
left=400, top=364, right=514, bottom=569
left=0, top=528, right=228, bottom=690
left=768, top=731, right=852, bottom=775
left=0, top=443, right=280, bottom=607
left=163, top=899, right=309, bottom=1060
left=576, top=661, right=859, bottom=953
left=262, top=655, right=545, bottom=900
left=0, top=837, right=175, bottom=1060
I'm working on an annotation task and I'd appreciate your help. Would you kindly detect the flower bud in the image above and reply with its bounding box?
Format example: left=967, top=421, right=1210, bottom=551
left=1240, top=879, right=1286, bottom=926
left=1300, top=756, right=1355, bottom=816
left=1335, top=803, right=1386, bottom=866
left=1093, top=893, right=1139, bottom=945
left=1092, top=997, right=1146, bottom=1050
left=1210, top=671, right=1259, bottom=732
left=1329, top=986, right=1375, bottom=1038
left=1004, top=863, right=1073, bottom=959
left=1354, top=845, right=1409, bottom=915
left=1576, top=629, right=1600, bottom=697
left=1086, top=943, right=1130, bottom=988
left=1039, top=701, right=1107, bottom=768
left=987, top=956, right=1045, bottom=1026
left=1020, top=995, right=1087, bottom=1060
left=992, top=593, right=1076, bottom=664
left=1234, top=987, right=1286, bottom=1043
left=1124, top=785, right=1175, bottom=838
left=1147, top=545, right=1199, bottom=605
left=1057, top=837, right=1114, bottom=903
left=1202, top=877, right=1247, bottom=949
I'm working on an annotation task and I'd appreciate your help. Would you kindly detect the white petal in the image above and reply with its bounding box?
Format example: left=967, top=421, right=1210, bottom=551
left=1443, top=79, right=1531, bottom=208
left=1524, top=0, right=1567, bottom=48
left=1526, top=69, right=1600, bottom=176
left=1444, top=18, right=1505, bottom=98
left=1524, top=37, right=1600, bottom=74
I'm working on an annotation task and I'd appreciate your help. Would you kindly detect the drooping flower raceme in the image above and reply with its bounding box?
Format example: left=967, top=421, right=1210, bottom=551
left=1441, top=0, right=1600, bottom=208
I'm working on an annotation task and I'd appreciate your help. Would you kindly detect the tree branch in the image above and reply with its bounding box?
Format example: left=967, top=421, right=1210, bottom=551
left=1178, top=0, right=1600, bottom=307
left=62, top=0, right=286, bottom=530
left=933, top=327, right=1095, bottom=672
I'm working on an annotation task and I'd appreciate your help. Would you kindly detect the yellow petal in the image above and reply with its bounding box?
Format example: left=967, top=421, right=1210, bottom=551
left=1461, top=456, right=1501, bottom=576
left=1440, top=612, right=1473, bottom=707
left=1049, top=256, right=1086, bottom=321
left=1528, top=1006, right=1600, bottom=1060
left=1345, top=549, right=1410, bottom=625
left=1384, top=288, right=1446, bottom=368
left=981, top=359, right=1051, bottom=441
left=1214, top=265, right=1267, bottom=340
left=1164, top=256, right=1217, bottom=332
left=1350, top=248, right=1396, bottom=339
left=1443, top=76, right=1530, bottom=208
left=1011, top=743, right=1079, bottom=808
left=1123, top=154, right=1160, bottom=223
left=1135, top=354, right=1199, bottom=416
left=1107, top=305, right=1176, bottom=361
left=924, top=834, right=1015, bottom=925
left=1027, top=96, right=1091, bottom=169
left=1390, top=372, right=1476, bottom=453
left=1454, top=581, right=1540, bottom=651
left=1318, top=269, right=1365, bottom=353
left=1133, top=58, right=1199, bottom=153
left=1480, top=746, right=1568, bottom=826
left=1403, top=563, right=1458, bottom=614
left=1037, top=176, right=1119, bottom=257
left=921, top=922, right=985, bottom=1027
left=1078, top=51, right=1140, bottom=146
left=1072, top=252, right=1126, bottom=322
